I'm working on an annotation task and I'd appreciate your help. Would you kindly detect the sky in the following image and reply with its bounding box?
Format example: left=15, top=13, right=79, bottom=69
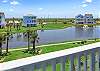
left=0, top=0, right=100, bottom=18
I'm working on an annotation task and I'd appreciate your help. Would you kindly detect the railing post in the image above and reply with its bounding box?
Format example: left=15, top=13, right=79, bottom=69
left=97, top=48, right=100, bottom=71
left=84, top=51, right=88, bottom=71
left=60, top=56, right=67, bottom=71
left=90, top=49, right=95, bottom=71
left=51, top=59, right=56, bottom=71
left=77, top=52, right=82, bottom=71
left=70, top=55, right=74, bottom=71
left=42, top=62, right=47, bottom=71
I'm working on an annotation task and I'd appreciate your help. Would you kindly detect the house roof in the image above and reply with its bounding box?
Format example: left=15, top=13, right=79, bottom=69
left=75, top=14, right=84, bottom=18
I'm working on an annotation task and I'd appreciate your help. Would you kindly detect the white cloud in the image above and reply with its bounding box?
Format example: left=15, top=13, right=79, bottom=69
left=85, top=0, right=92, bottom=3
left=9, top=8, right=14, bottom=12
left=2, top=0, right=8, bottom=3
left=83, top=0, right=92, bottom=3
left=10, top=1, right=19, bottom=5
left=38, top=8, right=43, bottom=11
left=82, top=4, right=88, bottom=7
left=81, top=0, right=92, bottom=8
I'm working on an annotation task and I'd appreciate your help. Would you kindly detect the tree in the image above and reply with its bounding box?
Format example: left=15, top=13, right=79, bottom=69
left=55, top=19, right=58, bottom=24
left=5, top=31, right=10, bottom=53
left=39, top=18, right=44, bottom=28
left=9, top=23, right=13, bottom=31
left=18, top=20, right=22, bottom=30
left=26, top=29, right=32, bottom=51
left=13, top=17, right=16, bottom=28
left=15, top=20, right=21, bottom=30
left=25, top=28, right=39, bottom=54
left=0, top=33, right=6, bottom=56
left=6, top=21, right=10, bottom=31
left=6, top=22, right=12, bottom=31
left=30, top=30, right=39, bottom=52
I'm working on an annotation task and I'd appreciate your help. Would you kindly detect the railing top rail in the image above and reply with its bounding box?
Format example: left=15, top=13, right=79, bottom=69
left=0, top=42, right=100, bottom=70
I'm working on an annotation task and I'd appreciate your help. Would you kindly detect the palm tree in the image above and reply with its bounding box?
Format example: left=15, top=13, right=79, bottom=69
left=6, top=21, right=12, bottom=31
left=13, top=17, right=16, bottom=28
left=18, top=20, right=22, bottom=30
left=26, top=28, right=33, bottom=51
left=16, top=22, right=20, bottom=30
left=0, top=36, right=3, bottom=56
left=55, top=18, right=58, bottom=24
left=30, top=30, right=39, bottom=53
left=0, top=33, right=6, bottom=56
left=6, top=21, right=10, bottom=31
left=9, top=23, right=12, bottom=31
left=5, top=31, right=10, bottom=53
left=39, top=18, right=44, bottom=28
left=26, top=28, right=39, bottom=53
left=27, top=30, right=30, bottom=51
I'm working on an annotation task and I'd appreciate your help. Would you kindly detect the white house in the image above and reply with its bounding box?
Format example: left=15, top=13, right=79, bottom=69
left=23, top=14, right=37, bottom=27
left=0, top=12, right=5, bottom=28
left=75, top=14, right=95, bottom=24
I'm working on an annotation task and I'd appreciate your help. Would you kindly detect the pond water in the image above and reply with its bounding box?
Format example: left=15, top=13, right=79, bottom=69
left=2, top=26, right=100, bottom=48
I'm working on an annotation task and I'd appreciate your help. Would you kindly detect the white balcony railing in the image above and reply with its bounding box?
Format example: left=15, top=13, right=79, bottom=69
left=0, top=42, right=100, bottom=71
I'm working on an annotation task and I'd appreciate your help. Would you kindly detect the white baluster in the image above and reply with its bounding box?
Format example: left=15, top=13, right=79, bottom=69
left=70, top=55, right=74, bottom=71
left=42, top=62, right=46, bottom=71
left=90, top=50, right=95, bottom=71
left=97, top=48, right=100, bottom=71
left=51, top=59, right=56, bottom=71
left=84, top=51, right=88, bottom=71
left=60, top=56, right=66, bottom=71
left=77, top=53, right=82, bottom=71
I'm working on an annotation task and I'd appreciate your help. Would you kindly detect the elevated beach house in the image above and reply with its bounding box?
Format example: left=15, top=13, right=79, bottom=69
left=23, top=14, right=37, bottom=27
left=0, top=12, right=5, bottom=28
left=75, top=14, right=95, bottom=24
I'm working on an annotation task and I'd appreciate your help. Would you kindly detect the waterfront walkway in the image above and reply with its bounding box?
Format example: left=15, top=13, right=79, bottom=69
left=3, top=40, right=94, bottom=52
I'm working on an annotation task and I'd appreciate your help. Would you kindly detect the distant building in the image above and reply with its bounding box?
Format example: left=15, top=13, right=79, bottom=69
left=75, top=14, right=95, bottom=24
left=23, top=14, right=37, bottom=27
left=0, top=12, right=5, bottom=28
left=75, top=14, right=84, bottom=24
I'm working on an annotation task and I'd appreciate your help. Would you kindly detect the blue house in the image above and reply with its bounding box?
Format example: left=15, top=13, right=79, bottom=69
left=75, top=14, right=84, bottom=24
left=84, top=14, right=94, bottom=24
left=23, top=14, right=37, bottom=27
left=0, top=12, right=5, bottom=28
left=75, top=14, right=95, bottom=24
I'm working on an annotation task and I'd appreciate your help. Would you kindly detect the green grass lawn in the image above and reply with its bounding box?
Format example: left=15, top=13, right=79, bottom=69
left=0, top=23, right=74, bottom=33
left=1, top=39, right=100, bottom=63
left=0, top=39, right=100, bottom=71
left=41, top=23, right=73, bottom=30
left=0, top=22, right=99, bottom=33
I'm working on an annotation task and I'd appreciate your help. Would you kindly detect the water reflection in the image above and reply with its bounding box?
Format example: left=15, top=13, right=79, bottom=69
left=2, top=26, right=100, bottom=48
left=75, top=26, right=94, bottom=39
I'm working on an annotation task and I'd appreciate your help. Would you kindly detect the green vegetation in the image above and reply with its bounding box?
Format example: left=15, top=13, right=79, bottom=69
left=0, top=18, right=100, bottom=33
left=0, top=39, right=100, bottom=63
left=0, top=23, right=73, bottom=33
left=40, top=23, right=73, bottom=30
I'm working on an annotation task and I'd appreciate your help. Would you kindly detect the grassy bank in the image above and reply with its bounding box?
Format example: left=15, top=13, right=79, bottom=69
left=40, top=23, right=73, bottom=30
left=1, top=39, right=100, bottom=63
left=0, top=23, right=74, bottom=33
left=0, top=22, right=100, bottom=33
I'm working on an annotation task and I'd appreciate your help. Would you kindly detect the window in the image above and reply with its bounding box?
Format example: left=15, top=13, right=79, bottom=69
left=34, top=20, right=36, bottom=22
left=31, top=17, right=33, bottom=19
left=33, top=16, right=36, bottom=19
